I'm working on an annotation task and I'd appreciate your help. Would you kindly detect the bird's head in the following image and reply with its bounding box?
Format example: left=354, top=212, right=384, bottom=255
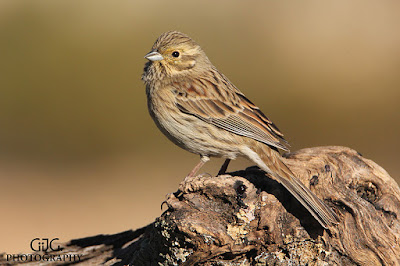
left=142, top=31, right=211, bottom=83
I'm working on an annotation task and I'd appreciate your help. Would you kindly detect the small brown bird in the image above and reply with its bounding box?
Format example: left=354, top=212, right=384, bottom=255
left=142, top=31, right=338, bottom=228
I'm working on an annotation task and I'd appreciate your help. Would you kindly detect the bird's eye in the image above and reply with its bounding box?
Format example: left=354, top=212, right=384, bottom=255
left=172, top=51, right=180, bottom=58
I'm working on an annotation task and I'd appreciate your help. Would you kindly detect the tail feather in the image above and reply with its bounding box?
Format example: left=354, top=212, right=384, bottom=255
left=243, top=145, right=339, bottom=229
left=273, top=168, right=339, bottom=228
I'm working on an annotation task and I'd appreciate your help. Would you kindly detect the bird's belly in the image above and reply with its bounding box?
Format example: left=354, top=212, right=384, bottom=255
left=149, top=96, right=240, bottom=159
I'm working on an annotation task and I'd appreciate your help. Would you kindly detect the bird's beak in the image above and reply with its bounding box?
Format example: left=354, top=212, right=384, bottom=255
left=144, top=51, right=164, bottom=61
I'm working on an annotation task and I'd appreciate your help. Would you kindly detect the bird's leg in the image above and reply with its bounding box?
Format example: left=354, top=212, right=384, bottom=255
left=186, top=155, right=210, bottom=178
left=218, top=159, right=231, bottom=175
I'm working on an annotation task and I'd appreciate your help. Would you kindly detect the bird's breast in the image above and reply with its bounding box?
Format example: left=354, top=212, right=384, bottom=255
left=146, top=86, right=241, bottom=159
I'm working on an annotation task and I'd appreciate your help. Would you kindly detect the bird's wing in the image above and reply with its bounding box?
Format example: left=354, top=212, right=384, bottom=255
left=172, top=70, right=290, bottom=151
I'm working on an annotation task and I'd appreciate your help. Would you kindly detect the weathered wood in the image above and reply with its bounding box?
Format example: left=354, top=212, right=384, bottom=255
left=2, top=146, right=399, bottom=265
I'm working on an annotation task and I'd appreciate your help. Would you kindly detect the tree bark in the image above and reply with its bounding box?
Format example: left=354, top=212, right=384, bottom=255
left=2, top=146, right=400, bottom=265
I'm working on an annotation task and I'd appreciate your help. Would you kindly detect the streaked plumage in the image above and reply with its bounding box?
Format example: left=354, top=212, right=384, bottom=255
left=142, top=31, right=339, bottom=229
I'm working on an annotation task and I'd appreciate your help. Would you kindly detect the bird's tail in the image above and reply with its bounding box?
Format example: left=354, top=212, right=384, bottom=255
left=243, top=144, right=339, bottom=229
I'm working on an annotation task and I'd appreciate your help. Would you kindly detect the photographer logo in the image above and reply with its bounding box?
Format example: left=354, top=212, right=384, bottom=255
left=30, top=238, right=61, bottom=252
left=5, top=238, right=82, bottom=263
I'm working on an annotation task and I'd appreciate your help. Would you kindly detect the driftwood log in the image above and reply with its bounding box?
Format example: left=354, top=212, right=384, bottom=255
left=2, top=146, right=400, bottom=265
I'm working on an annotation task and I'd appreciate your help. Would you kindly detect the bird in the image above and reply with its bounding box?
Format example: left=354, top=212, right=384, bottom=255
left=142, top=31, right=338, bottom=229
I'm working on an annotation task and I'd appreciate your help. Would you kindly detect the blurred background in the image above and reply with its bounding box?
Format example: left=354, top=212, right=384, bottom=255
left=1, top=1, right=399, bottom=253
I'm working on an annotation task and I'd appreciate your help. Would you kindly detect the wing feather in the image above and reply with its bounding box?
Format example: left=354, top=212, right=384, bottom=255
left=173, top=70, right=290, bottom=151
